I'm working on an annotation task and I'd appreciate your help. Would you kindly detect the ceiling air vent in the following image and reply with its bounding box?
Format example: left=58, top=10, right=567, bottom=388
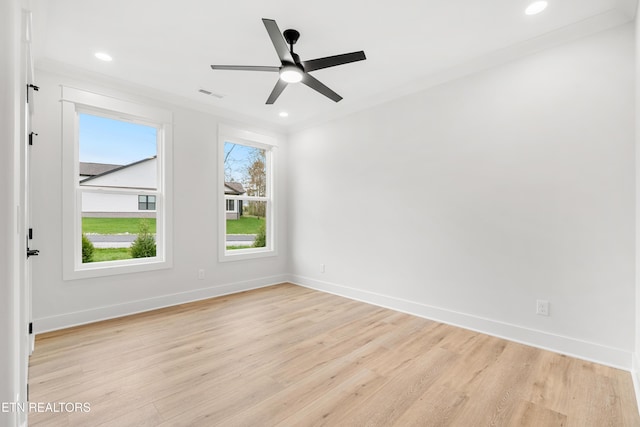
left=198, top=88, right=224, bottom=99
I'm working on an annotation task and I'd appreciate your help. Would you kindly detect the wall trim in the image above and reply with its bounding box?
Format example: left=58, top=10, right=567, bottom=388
left=34, top=274, right=289, bottom=334
left=632, top=354, right=640, bottom=414
left=289, top=274, right=633, bottom=371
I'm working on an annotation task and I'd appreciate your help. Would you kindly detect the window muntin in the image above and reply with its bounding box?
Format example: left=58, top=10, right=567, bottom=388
left=62, top=87, right=173, bottom=279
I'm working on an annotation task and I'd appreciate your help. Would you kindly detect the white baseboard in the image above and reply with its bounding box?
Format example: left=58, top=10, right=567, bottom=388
left=289, top=274, right=633, bottom=371
left=34, top=274, right=289, bottom=334
left=34, top=272, right=634, bottom=372
left=632, top=354, right=640, bottom=415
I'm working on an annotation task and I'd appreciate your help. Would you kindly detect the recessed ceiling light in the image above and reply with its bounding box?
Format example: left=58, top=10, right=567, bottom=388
left=94, top=52, right=113, bottom=62
left=525, top=1, right=547, bottom=15
left=279, top=112, right=289, bottom=118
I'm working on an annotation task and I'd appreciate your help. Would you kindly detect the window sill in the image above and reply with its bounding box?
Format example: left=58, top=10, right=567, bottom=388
left=64, top=257, right=172, bottom=280
left=219, top=247, right=277, bottom=263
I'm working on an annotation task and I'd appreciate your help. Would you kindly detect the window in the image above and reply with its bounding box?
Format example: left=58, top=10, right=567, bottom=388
left=62, top=87, right=173, bottom=279
left=139, top=195, right=156, bottom=211
left=219, top=125, right=277, bottom=261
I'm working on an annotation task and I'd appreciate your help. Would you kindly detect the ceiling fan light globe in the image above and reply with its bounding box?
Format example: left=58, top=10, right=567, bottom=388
left=280, top=67, right=303, bottom=83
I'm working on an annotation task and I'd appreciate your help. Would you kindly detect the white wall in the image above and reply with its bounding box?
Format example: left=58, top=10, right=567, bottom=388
left=289, top=24, right=635, bottom=368
left=30, top=69, right=289, bottom=332
left=81, top=192, right=143, bottom=213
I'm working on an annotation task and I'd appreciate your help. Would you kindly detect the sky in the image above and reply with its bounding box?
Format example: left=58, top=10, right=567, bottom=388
left=79, top=113, right=157, bottom=165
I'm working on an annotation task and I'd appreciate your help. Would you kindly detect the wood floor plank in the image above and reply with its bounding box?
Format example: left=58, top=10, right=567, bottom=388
left=28, top=283, right=640, bottom=426
left=392, top=384, right=469, bottom=427
left=508, top=400, right=567, bottom=426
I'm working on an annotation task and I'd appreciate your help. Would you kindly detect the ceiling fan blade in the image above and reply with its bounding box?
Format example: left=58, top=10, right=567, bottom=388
left=301, top=73, right=342, bottom=102
left=266, top=79, right=288, bottom=104
left=302, top=51, right=366, bottom=72
left=262, top=19, right=294, bottom=64
left=211, top=65, right=280, bottom=72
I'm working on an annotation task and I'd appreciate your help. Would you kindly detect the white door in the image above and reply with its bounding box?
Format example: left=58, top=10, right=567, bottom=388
left=24, top=81, right=37, bottom=354
left=20, top=10, right=37, bottom=419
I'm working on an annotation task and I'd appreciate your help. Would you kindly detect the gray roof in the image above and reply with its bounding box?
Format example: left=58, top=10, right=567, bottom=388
left=80, top=161, right=246, bottom=195
left=225, top=182, right=245, bottom=195
left=79, top=162, right=123, bottom=176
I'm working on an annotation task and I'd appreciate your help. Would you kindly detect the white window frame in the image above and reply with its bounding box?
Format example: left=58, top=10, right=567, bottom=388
left=218, top=124, right=277, bottom=262
left=61, top=87, right=173, bottom=279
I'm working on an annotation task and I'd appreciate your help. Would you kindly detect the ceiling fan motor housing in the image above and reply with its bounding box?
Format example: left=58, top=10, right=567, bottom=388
left=283, top=29, right=300, bottom=46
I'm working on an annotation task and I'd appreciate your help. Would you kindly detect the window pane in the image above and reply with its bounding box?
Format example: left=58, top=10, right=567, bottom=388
left=224, top=142, right=266, bottom=197
left=81, top=193, right=157, bottom=263
left=225, top=200, right=267, bottom=251
left=79, top=113, right=157, bottom=190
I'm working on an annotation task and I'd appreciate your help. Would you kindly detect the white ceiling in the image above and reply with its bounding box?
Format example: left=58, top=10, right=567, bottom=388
left=30, top=0, right=636, bottom=131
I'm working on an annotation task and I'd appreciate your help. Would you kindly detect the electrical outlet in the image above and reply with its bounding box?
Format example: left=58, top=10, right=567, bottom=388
left=320, top=264, right=325, bottom=273
left=198, top=269, right=205, bottom=280
left=536, top=299, right=549, bottom=316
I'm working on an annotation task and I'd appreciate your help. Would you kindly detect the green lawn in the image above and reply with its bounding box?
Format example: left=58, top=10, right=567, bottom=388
left=83, top=216, right=260, bottom=235
left=83, top=217, right=156, bottom=234
left=90, top=248, right=133, bottom=262
left=226, top=216, right=264, bottom=234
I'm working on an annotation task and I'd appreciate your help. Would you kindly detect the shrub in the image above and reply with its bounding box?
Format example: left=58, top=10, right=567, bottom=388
left=82, top=234, right=94, bottom=263
left=253, top=220, right=266, bottom=248
left=130, top=219, right=156, bottom=258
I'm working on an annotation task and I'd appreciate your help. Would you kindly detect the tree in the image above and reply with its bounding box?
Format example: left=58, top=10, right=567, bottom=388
left=244, top=152, right=266, bottom=197
left=243, top=149, right=267, bottom=217
left=223, top=143, right=238, bottom=182
left=130, top=219, right=156, bottom=258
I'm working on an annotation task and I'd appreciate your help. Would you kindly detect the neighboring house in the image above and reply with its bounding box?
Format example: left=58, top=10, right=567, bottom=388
left=225, top=182, right=245, bottom=220
left=80, top=157, right=157, bottom=218
left=80, top=158, right=246, bottom=220
left=79, top=162, right=122, bottom=182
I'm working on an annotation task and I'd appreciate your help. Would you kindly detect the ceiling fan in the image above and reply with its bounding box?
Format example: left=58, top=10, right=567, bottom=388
left=211, top=18, right=366, bottom=104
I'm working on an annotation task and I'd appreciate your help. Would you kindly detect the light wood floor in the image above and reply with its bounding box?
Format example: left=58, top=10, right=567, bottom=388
left=29, top=283, right=639, bottom=426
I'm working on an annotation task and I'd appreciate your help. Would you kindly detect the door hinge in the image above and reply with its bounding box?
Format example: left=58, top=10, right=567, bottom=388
left=29, top=132, right=38, bottom=146
left=26, top=84, right=39, bottom=103
left=27, top=248, right=40, bottom=258
left=27, top=229, right=39, bottom=258
left=29, top=322, right=33, bottom=334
